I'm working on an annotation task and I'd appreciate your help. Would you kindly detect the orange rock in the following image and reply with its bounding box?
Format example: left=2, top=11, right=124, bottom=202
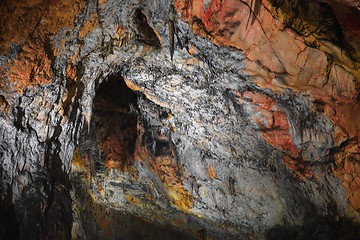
left=166, top=185, right=193, bottom=213
left=125, top=195, right=143, bottom=206
left=78, top=12, right=99, bottom=40
left=353, top=177, right=360, bottom=191
left=342, top=180, right=352, bottom=192
left=344, top=173, right=354, bottom=182
left=242, top=91, right=300, bottom=158
left=283, top=156, right=298, bottom=171
left=208, top=164, right=216, bottom=179
left=333, top=125, right=348, bottom=147
left=348, top=144, right=360, bottom=154
left=72, top=148, right=86, bottom=169
left=330, top=102, right=360, bottom=137
left=187, top=45, right=196, bottom=55
left=0, top=96, right=8, bottom=112
left=5, top=45, right=53, bottom=91
left=349, top=191, right=360, bottom=210
left=0, top=0, right=86, bottom=92
left=333, top=138, right=360, bottom=215
left=355, top=161, right=360, bottom=174
left=98, top=0, right=108, bottom=5
left=344, top=159, right=355, bottom=174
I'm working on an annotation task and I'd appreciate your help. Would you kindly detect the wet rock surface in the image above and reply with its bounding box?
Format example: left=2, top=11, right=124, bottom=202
left=0, top=0, right=360, bottom=239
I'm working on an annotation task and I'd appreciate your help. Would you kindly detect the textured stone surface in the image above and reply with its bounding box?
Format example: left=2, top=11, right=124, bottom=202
left=0, top=0, right=360, bottom=239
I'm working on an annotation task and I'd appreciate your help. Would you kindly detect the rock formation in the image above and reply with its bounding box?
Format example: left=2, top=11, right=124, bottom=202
left=0, top=0, right=359, bottom=239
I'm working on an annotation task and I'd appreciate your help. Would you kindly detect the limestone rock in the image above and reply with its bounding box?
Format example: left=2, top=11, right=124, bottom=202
left=0, top=0, right=359, bottom=239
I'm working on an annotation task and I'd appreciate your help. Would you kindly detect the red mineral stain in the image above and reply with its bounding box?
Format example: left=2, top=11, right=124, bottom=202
left=175, top=0, right=360, bottom=215
left=242, top=90, right=300, bottom=158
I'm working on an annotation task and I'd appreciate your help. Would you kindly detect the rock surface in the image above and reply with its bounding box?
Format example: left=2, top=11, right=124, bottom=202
left=0, top=0, right=360, bottom=239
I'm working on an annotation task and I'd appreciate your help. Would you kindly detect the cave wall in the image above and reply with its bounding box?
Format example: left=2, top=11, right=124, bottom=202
left=0, top=0, right=359, bottom=239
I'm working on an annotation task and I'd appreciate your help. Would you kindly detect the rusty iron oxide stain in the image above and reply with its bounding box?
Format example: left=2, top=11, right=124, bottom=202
left=175, top=0, right=360, bottom=213
left=0, top=0, right=86, bottom=92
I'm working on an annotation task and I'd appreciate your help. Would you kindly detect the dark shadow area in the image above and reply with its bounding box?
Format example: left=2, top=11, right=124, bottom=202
left=133, top=9, right=161, bottom=48
left=44, top=155, right=73, bottom=240
left=94, top=74, right=137, bottom=113
left=0, top=187, right=19, bottom=240
left=268, top=0, right=343, bottom=45
left=267, top=215, right=360, bottom=240
left=71, top=176, right=196, bottom=240
left=90, top=74, right=138, bottom=170
left=0, top=138, right=72, bottom=240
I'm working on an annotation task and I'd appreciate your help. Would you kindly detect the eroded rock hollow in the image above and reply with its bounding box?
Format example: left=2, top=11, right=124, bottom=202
left=0, top=0, right=360, bottom=239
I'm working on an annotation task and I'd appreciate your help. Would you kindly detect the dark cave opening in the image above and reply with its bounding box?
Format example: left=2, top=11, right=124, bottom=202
left=94, top=74, right=137, bottom=113
left=72, top=74, right=196, bottom=239
left=90, top=74, right=139, bottom=171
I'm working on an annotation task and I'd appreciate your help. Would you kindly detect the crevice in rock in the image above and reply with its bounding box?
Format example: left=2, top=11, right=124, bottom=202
left=133, top=9, right=161, bottom=49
